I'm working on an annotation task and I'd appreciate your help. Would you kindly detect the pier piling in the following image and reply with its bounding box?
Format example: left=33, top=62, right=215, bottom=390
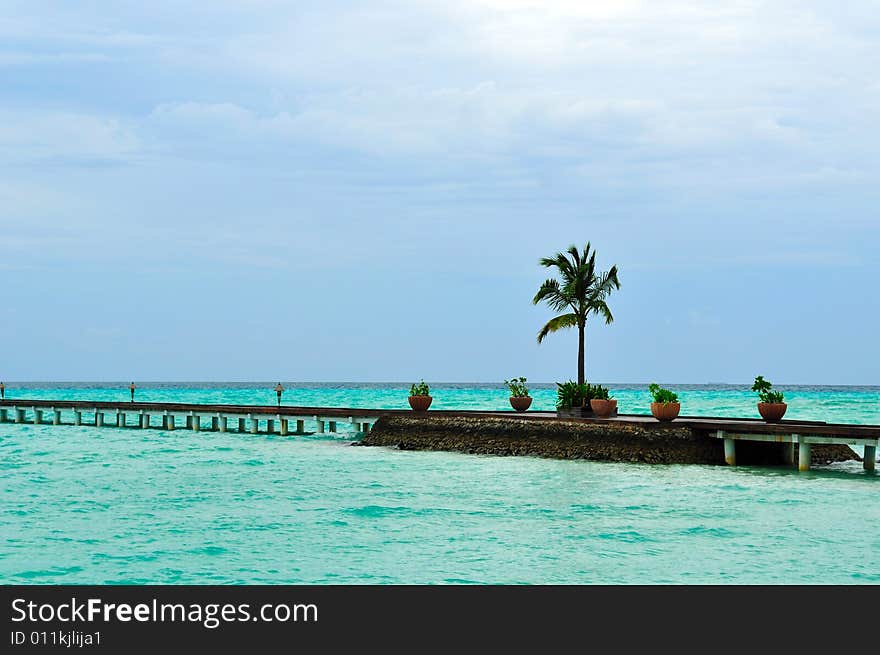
left=798, top=438, right=811, bottom=471
left=720, top=431, right=736, bottom=466
left=865, top=445, right=877, bottom=472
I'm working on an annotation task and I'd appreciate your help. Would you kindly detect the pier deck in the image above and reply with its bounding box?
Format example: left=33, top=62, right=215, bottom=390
left=1, top=399, right=877, bottom=471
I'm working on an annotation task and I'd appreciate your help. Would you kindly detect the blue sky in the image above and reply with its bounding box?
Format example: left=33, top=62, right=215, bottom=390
left=1, top=1, right=877, bottom=384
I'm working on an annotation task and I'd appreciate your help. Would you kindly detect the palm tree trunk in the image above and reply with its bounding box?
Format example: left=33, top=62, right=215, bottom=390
left=577, top=323, right=585, bottom=388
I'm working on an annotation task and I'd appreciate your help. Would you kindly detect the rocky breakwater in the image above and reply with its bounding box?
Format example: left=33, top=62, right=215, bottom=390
left=359, top=414, right=858, bottom=466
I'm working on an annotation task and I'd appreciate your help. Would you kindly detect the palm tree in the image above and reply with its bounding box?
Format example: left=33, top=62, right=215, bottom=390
left=533, top=243, right=620, bottom=385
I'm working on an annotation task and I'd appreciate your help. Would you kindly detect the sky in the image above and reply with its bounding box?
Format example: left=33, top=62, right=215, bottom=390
left=1, top=1, right=878, bottom=384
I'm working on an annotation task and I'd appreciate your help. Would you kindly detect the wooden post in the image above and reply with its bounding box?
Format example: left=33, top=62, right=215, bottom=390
left=219, top=416, right=227, bottom=433
left=296, top=419, right=304, bottom=433
left=238, top=418, right=246, bottom=432
left=280, top=419, right=289, bottom=436
left=864, top=445, right=877, bottom=472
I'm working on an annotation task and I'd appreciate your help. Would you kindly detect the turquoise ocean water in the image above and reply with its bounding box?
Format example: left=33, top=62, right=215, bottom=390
left=2, top=383, right=879, bottom=584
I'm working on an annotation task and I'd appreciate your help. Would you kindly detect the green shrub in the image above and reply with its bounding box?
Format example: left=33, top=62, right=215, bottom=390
left=410, top=380, right=430, bottom=396
left=556, top=381, right=611, bottom=408
left=504, top=377, right=530, bottom=397
left=591, top=384, right=612, bottom=401
left=556, top=381, right=585, bottom=409
left=649, top=383, right=679, bottom=404
left=752, top=376, right=784, bottom=404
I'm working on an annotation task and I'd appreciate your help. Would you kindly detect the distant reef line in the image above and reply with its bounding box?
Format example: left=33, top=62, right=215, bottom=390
left=358, top=415, right=858, bottom=466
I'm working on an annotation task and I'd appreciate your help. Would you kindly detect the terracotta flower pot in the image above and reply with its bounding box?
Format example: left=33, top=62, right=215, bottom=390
left=408, top=395, right=432, bottom=412
left=610, top=399, right=618, bottom=412
left=757, top=402, right=787, bottom=422
left=651, top=402, right=680, bottom=422
left=509, top=396, right=532, bottom=412
left=590, top=399, right=615, bottom=418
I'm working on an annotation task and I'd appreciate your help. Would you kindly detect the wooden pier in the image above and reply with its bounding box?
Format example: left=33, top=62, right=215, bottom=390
left=0, top=399, right=382, bottom=437
left=1, top=399, right=877, bottom=471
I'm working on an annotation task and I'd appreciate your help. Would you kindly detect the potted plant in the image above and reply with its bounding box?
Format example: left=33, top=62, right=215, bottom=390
left=504, top=377, right=532, bottom=412
left=408, top=380, right=432, bottom=411
left=649, top=383, right=680, bottom=421
left=589, top=385, right=615, bottom=418
left=752, top=375, right=786, bottom=422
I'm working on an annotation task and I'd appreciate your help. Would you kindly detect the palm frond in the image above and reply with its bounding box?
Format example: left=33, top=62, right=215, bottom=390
left=585, top=248, right=597, bottom=284
left=596, top=266, right=621, bottom=294
left=537, top=313, right=579, bottom=343
left=539, top=251, right=576, bottom=283
left=532, top=279, right=572, bottom=312
left=566, top=244, right=582, bottom=269
left=592, top=300, right=614, bottom=325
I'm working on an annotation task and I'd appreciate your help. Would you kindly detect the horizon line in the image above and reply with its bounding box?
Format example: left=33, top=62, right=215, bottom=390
left=1, top=380, right=877, bottom=388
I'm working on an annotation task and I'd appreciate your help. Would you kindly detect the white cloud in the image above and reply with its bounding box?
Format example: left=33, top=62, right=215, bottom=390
left=0, top=111, right=140, bottom=164
left=2, top=1, right=879, bottom=223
